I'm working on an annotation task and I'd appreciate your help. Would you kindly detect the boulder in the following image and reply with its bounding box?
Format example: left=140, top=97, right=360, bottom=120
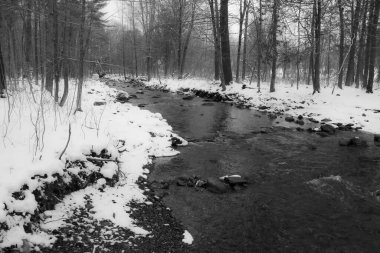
left=171, top=136, right=183, bottom=147
left=205, top=178, right=229, bottom=194
left=116, top=92, right=129, bottom=103
left=183, top=95, right=194, bottom=100
left=221, top=175, right=248, bottom=187
left=317, top=132, right=329, bottom=138
left=320, top=124, right=336, bottom=135
left=285, top=116, right=295, bottom=122
left=295, top=119, right=305, bottom=126
left=339, top=137, right=368, bottom=147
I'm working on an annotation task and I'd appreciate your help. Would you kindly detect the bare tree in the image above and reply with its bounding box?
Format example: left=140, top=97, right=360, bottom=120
left=76, top=0, right=86, bottom=112
left=270, top=0, right=279, bottom=93
left=219, top=0, right=232, bottom=88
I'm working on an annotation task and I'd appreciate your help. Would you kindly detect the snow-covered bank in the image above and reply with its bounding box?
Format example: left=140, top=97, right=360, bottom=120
left=0, top=79, right=185, bottom=250
left=145, top=78, right=380, bottom=134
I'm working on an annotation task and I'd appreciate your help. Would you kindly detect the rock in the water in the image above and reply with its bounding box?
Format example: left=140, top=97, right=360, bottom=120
left=129, top=94, right=138, bottom=99
left=309, top=118, right=319, bottom=123
left=320, top=124, right=336, bottom=135
left=258, top=105, right=270, bottom=110
left=285, top=116, right=295, bottom=122
left=339, top=137, right=368, bottom=147
left=93, top=101, right=106, bottom=106
left=295, top=119, right=305, bottom=125
left=171, top=136, right=183, bottom=147
left=317, top=132, right=329, bottom=138
left=374, top=134, right=380, bottom=142
left=116, top=92, right=129, bottom=103
left=221, top=175, right=248, bottom=187
left=138, top=104, right=146, bottom=108
left=183, top=95, right=194, bottom=100
left=206, top=177, right=229, bottom=194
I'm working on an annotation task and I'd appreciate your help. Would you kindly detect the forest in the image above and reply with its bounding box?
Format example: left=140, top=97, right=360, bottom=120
left=1, top=0, right=379, bottom=103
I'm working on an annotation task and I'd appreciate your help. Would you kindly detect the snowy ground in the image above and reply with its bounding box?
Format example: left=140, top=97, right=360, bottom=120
left=0, top=78, right=189, bottom=250
left=145, top=78, right=380, bottom=134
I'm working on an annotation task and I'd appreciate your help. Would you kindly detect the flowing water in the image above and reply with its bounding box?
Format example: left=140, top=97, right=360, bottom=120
left=111, top=80, right=380, bottom=253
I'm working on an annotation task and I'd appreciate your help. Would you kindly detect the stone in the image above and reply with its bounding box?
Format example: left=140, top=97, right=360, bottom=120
left=138, top=104, right=146, bottom=108
left=339, top=137, right=368, bottom=147
left=93, top=101, right=106, bottom=106
left=136, top=90, right=144, bottom=94
left=320, top=124, right=336, bottom=135
left=171, top=136, right=183, bottom=147
left=258, top=105, right=270, bottom=110
left=321, top=118, right=332, bottom=122
left=222, top=176, right=248, bottom=187
left=116, top=92, right=129, bottom=103
left=317, top=132, right=329, bottom=138
left=374, top=134, right=380, bottom=142
left=285, top=116, right=295, bottom=122
left=295, top=119, right=305, bottom=126
left=205, top=177, right=229, bottom=194
left=309, top=118, right=319, bottom=123
left=183, top=95, right=194, bottom=100
left=298, top=115, right=304, bottom=120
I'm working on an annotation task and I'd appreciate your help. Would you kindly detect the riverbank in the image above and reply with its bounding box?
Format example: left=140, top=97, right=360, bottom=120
left=0, top=79, right=190, bottom=251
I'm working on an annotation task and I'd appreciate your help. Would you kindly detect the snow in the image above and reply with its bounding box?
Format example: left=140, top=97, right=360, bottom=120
left=0, top=78, right=185, bottom=249
left=146, top=78, right=380, bottom=134
left=182, top=230, right=194, bottom=245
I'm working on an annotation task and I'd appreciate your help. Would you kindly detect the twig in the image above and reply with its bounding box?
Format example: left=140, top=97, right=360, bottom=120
left=85, top=156, right=118, bottom=162
left=59, top=123, right=72, bottom=160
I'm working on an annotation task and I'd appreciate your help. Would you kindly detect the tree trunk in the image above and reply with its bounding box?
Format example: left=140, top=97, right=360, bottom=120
left=355, top=0, right=368, bottom=88
left=235, top=0, right=246, bottom=82
left=60, top=0, right=69, bottom=107
left=25, top=0, right=32, bottom=68
left=53, top=0, right=59, bottom=102
left=270, top=0, right=278, bottom=93
left=177, top=0, right=183, bottom=79
left=180, top=0, right=196, bottom=79
left=76, top=0, right=86, bottom=112
left=34, top=0, right=39, bottom=86
left=209, top=0, right=220, bottom=80
left=296, top=0, right=301, bottom=89
left=313, top=0, right=321, bottom=94
left=366, top=0, right=380, bottom=93
left=45, top=0, right=54, bottom=93
left=0, top=13, right=6, bottom=96
left=241, top=2, right=249, bottom=80
left=132, top=2, right=138, bottom=77
left=363, top=0, right=375, bottom=89
left=337, top=0, right=344, bottom=89
left=257, top=0, right=262, bottom=91
left=219, top=0, right=232, bottom=87
left=345, top=0, right=362, bottom=87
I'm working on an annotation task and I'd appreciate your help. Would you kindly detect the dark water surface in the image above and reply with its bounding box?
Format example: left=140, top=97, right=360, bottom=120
left=111, top=80, right=380, bottom=253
